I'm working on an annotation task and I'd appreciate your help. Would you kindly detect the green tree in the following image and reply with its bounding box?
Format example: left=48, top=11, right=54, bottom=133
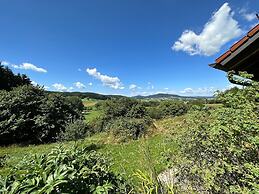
left=0, top=64, right=31, bottom=90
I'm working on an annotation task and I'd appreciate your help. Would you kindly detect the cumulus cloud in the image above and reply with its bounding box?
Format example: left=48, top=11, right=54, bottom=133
left=86, top=68, right=124, bottom=89
left=52, top=83, right=68, bottom=92
left=180, top=87, right=216, bottom=96
left=172, top=3, right=242, bottom=56
left=88, top=82, right=93, bottom=86
left=12, top=63, right=47, bottom=73
left=74, top=81, right=86, bottom=89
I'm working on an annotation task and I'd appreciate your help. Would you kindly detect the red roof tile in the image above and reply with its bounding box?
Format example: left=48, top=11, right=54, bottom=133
left=215, top=23, right=259, bottom=64
left=215, top=50, right=231, bottom=64
left=230, top=36, right=249, bottom=52
left=247, top=24, right=259, bottom=37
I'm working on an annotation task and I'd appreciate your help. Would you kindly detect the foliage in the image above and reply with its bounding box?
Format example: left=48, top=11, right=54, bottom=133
left=101, top=98, right=152, bottom=140
left=0, top=133, right=176, bottom=189
left=64, top=96, right=84, bottom=115
left=0, top=85, right=83, bottom=145
left=0, top=64, right=31, bottom=91
left=0, top=155, right=8, bottom=168
left=106, top=117, right=151, bottom=141
left=103, top=98, right=148, bottom=120
left=0, top=145, right=132, bottom=193
left=148, top=100, right=188, bottom=119
left=134, top=170, right=174, bottom=194
left=168, top=73, right=259, bottom=193
left=57, top=120, right=90, bottom=142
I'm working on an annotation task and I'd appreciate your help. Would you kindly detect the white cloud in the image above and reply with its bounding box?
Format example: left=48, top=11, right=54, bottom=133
left=12, top=63, right=47, bottom=73
left=74, top=81, right=86, bottom=89
left=86, top=68, right=124, bottom=89
left=172, top=3, right=242, bottom=56
left=180, top=87, right=216, bottom=96
left=243, top=13, right=257, bottom=21
left=31, top=81, right=38, bottom=86
left=129, top=84, right=137, bottom=90
left=52, top=83, right=68, bottom=92
left=88, top=82, right=93, bottom=86
left=1, top=61, right=9, bottom=66
left=239, top=8, right=257, bottom=21
left=43, top=85, right=50, bottom=90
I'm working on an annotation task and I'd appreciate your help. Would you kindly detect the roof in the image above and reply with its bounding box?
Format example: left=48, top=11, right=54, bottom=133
left=210, top=23, right=259, bottom=81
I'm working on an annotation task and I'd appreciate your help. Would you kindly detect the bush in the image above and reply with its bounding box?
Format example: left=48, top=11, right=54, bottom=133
left=0, top=85, right=83, bottom=145
left=57, top=120, right=90, bottom=142
left=148, top=100, right=188, bottom=119
left=147, top=107, right=164, bottom=119
left=0, top=85, right=45, bottom=144
left=88, top=115, right=107, bottom=134
left=168, top=73, right=259, bottom=193
left=103, top=98, right=148, bottom=120
left=0, top=145, right=132, bottom=193
left=106, top=117, right=151, bottom=141
left=159, top=100, right=188, bottom=117
left=101, top=98, right=152, bottom=140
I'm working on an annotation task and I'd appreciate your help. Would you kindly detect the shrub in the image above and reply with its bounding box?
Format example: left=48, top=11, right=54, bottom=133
left=0, top=85, right=45, bottom=144
left=88, top=115, right=107, bottom=134
left=57, top=120, right=90, bottom=142
left=168, top=73, right=259, bottom=193
left=0, top=145, right=132, bottom=193
left=103, top=98, right=148, bottom=120
left=106, top=117, right=152, bottom=141
left=159, top=100, right=188, bottom=117
left=147, top=107, right=164, bottom=119
left=0, top=85, right=83, bottom=145
left=64, top=96, right=84, bottom=115
left=102, top=98, right=152, bottom=140
left=148, top=100, right=188, bottom=119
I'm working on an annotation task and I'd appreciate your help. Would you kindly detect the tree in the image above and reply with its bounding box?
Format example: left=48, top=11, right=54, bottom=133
left=0, top=64, right=31, bottom=90
left=0, top=86, right=83, bottom=145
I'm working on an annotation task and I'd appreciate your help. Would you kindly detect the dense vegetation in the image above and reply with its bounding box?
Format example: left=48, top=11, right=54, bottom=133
left=93, top=98, right=152, bottom=141
left=0, top=145, right=132, bottom=193
left=0, top=64, right=31, bottom=91
left=0, top=66, right=85, bottom=145
left=147, top=100, right=188, bottom=119
left=0, top=65, right=258, bottom=193
left=164, top=74, right=259, bottom=193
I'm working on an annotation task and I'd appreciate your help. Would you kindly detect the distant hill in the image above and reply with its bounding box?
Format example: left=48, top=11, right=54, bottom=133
left=133, top=93, right=213, bottom=100
left=46, top=91, right=125, bottom=100
left=47, top=91, right=213, bottom=100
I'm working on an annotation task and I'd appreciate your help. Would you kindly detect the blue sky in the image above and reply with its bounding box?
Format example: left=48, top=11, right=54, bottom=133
left=0, top=0, right=258, bottom=96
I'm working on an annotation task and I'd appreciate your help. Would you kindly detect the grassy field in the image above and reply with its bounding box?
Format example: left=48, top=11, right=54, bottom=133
left=83, top=98, right=103, bottom=123
left=84, top=110, right=103, bottom=123
left=0, top=116, right=181, bottom=184
left=82, top=98, right=99, bottom=107
left=0, top=98, right=183, bottom=184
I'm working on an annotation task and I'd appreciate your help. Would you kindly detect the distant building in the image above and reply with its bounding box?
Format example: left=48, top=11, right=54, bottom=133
left=210, top=24, right=259, bottom=81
